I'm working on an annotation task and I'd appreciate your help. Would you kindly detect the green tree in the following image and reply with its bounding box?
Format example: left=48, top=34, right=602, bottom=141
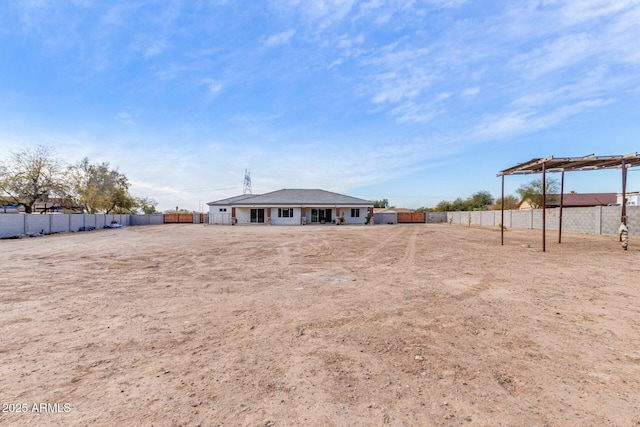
left=373, top=199, right=389, bottom=208
left=135, top=196, right=158, bottom=214
left=164, top=207, right=196, bottom=214
left=468, top=190, right=494, bottom=210
left=516, top=178, right=559, bottom=209
left=0, top=146, right=71, bottom=213
left=490, top=195, right=520, bottom=210
left=70, top=158, right=138, bottom=214
left=451, top=197, right=471, bottom=211
left=414, top=206, right=433, bottom=213
left=434, top=200, right=453, bottom=212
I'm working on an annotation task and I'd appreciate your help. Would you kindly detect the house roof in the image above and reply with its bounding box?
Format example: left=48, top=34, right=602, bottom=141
left=518, top=192, right=617, bottom=209
left=207, top=194, right=257, bottom=206
left=548, top=193, right=617, bottom=207
left=208, top=189, right=373, bottom=206
left=373, top=207, right=412, bottom=214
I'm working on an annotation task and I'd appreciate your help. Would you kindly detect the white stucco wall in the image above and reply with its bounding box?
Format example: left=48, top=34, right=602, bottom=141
left=271, top=207, right=301, bottom=225
left=209, top=205, right=371, bottom=225
left=341, top=207, right=367, bottom=224
left=209, top=205, right=232, bottom=224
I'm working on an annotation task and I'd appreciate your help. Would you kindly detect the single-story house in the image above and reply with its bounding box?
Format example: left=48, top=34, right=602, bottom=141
left=518, top=192, right=617, bottom=209
left=207, top=189, right=374, bottom=225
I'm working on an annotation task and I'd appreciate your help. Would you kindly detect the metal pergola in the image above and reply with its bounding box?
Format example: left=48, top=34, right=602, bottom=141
left=497, top=153, right=640, bottom=252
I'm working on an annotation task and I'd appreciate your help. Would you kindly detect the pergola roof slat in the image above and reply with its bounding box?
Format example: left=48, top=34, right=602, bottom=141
left=497, top=152, right=640, bottom=176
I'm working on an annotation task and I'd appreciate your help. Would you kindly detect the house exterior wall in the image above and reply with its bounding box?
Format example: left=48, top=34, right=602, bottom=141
left=271, top=207, right=301, bottom=225
left=342, top=207, right=367, bottom=224
left=207, top=203, right=372, bottom=225
left=235, top=208, right=255, bottom=224
left=617, top=193, right=640, bottom=206
left=209, top=205, right=232, bottom=224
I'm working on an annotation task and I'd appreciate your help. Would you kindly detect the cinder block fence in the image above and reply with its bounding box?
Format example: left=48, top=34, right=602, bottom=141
left=0, top=213, right=206, bottom=239
left=447, top=206, right=640, bottom=236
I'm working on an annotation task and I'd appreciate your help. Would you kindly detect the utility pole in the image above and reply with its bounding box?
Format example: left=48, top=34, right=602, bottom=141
left=243, top=169, right=252, bottom=195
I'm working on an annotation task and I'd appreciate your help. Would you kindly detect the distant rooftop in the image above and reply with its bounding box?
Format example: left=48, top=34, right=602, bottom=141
left=208, top=189, right=373, bottom=206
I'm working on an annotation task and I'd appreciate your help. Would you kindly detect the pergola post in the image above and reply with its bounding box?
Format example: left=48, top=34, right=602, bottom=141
left=542, top=161, right=546, bottom=252
left=558, top=169, right=565, bottom=244
left=501, top=175, right=505, bottom=246
left=621, top=159, right=627, bottom=228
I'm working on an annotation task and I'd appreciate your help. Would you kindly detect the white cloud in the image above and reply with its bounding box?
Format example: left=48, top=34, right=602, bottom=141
left=114, top=112, right=136, bottom=126
left=143, top=40, right=168, bottom=58
left=263, top=29, right=296, bottom=47
left=510, top=33, right=592, bottom=79
left=470, top=98, right=614, bottom=142
left=461, top=87, right=479, bottom=98
left=561, top=0, right=639, bottom=25
left=202, top=78, right=223, bottom=95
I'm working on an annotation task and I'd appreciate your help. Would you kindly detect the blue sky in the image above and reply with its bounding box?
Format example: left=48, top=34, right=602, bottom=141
left=2, top=0, right=640, bottom=211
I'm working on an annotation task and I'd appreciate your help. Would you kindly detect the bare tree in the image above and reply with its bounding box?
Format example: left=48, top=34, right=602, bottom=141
left=0, top=146, right=70, bottom=213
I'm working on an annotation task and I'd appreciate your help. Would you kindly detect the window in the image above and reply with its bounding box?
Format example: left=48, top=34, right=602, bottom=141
left=278, top=208, right=293, bottom=218
left=219, top=208, right=227, bottom=212
left=351, top=208, right=360, bottom=218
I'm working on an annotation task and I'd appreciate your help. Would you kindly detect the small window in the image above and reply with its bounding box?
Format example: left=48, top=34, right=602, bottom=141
left=351, top=208, right=360, bottom=218
left=219, top=208, right=227, bottom=212
left=278, top=208, right=294, bottom=218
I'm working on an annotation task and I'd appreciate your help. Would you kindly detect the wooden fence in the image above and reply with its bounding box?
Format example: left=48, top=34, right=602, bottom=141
left=397, top=212, right=426, bottom=223
left=163, top=214, right=196, bottom=223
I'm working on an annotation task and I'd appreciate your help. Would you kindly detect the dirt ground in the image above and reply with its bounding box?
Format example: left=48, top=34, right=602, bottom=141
left=1, top=223, right=639, bottom=426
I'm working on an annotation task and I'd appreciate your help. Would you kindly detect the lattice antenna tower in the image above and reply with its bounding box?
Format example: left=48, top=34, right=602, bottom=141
left=243, top=169, right=252, bottom=195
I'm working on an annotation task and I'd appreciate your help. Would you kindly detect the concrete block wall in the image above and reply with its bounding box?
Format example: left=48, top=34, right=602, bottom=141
left=470, top=211, right=482, bottom=226
left=446, top=206, right=640, bottom=237
left=25, top=215, right=51, bottom=235
left=481, top=211, right=495, bottom=226
left=1, top=213, right=135, bottom=238
left=70, top=215, right=85, bottom=231
left=601, top=207, right=622, bottom=236
left=545, top=209, right=561, bottom=231
left=51, top=215, right=70, bottom=233
left=560, top=207, right=595, bottom=234
left=1, top=215, right=26, bottom=237
left=426, top=212, right=447, bottom=223
left=511, top=210, right=533, bottom=229
left=130, top=214, right=164, bottom=225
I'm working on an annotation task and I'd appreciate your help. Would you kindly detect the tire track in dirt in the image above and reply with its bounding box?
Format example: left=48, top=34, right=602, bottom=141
left=356, top=226, right=408, bottom=263
left=399, top=226, right=419, bottom=269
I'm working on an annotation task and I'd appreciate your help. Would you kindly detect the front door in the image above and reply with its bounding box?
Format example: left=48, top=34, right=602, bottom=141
left=250, top=209, right=265, bottom=223
left=311, top=208, right=332, bottom=223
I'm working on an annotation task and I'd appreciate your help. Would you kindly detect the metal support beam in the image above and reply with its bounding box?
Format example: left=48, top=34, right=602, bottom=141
left=501, top=175, right=505, bottom=246
left=559, top=170, right=565, bottom=244
left=542, top=161, right=546, bottom=252
left=622, top=159, right=627, bottom=227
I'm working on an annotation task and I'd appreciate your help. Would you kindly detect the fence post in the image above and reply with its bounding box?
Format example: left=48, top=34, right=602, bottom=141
left=530, top=209, right=534, bottom=229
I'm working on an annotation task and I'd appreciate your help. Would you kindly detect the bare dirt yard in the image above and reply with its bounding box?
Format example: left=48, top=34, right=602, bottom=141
left=1, top=223, right=640, bottom=426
